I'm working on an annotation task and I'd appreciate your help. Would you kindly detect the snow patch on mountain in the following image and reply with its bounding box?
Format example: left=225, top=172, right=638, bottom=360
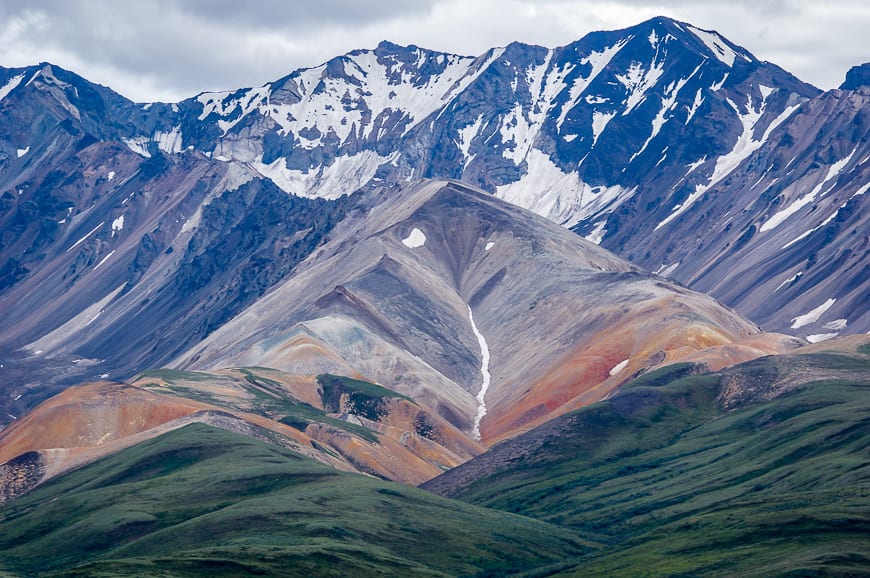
left=458, top=114, right=484, bottom=169
left=609, top=358, right=629, bottom=376
left=203, top=86, right=269, bottom=134
left=93, top=250, right=115, bottom=271
left=585, top=219, right=607, bottom=244
left=656, top=89, right=789, bottom=231
left=122, top=137, right=152, bottom=158
left=0, top=73, right=25, bottom=102
left=687, top=24, right=747, bottom=67
left=782, top=202, right=844, bottom=249
left=110, top=215, right=124, bottom=236
left=791, top=298, right=836, bottom=329
left=557, top=37, right=631, bottom=128
left=253, top=150, right=394, bottom=199
left=499, top=51, right=575, bottom=163
left=823, top=319, right=848, bottom=331
left=631, top=62, right=703, bottom=162
left=348, top=49, right=477, bottom=137
left=807, top=332, right=838, bottom=344
left=655, top=262, right=680, bottom=277
left=495, top=149, right=634, bottom=227
left=761, top=146, right=858, bottom=232
left=402, top=228, right=426, bottom=248
left=265, top=47, right=478, bottom=147
left=774, top=271, right=802, bottom=292
left=67, top=222, right=104, bottom=252
left=686, top=156, right=707, bottom=174
left=710, top=73, right=729, bottom=92
left=686, top=88, right=704, bottom=123
left=154, top=127, right=183, bottom=154
left=197, top=91, right=231, bottom=120
left=122, top=128, right=184, bottom=157
left=616, top=56, right=665, bottom=116
left=591, top=111, right=616, bottom=146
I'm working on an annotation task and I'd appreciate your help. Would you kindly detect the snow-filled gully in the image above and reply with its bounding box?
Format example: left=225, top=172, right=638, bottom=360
left=467, top=305, right=491, bottom=441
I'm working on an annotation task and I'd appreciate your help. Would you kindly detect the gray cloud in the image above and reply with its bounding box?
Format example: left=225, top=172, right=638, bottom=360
left=0, top=0, right=866, bottom=102
left=170, top=0, right=437, bottom=26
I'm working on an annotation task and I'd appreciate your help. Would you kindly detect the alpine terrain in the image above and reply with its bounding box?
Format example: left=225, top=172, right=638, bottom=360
left=0, top=15, right=867, bottom=577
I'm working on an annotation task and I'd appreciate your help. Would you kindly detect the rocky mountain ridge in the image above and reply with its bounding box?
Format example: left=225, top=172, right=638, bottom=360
left=2, top=17, right=865, bottom=345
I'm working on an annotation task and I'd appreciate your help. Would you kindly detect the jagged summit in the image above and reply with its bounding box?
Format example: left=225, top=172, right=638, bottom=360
left=840, top=62, right=870, bottom=90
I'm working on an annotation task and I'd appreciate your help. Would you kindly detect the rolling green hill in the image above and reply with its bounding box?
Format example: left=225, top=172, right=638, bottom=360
left=424, top=344, right=870, bottom=576
left=0, top=424, right=592, bottom=577
left=1, top=342, right=867, bottom=577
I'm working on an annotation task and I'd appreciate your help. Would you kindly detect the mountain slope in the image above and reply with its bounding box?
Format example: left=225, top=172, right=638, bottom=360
left=613, top=83, right=870, bottom=339
left=0, top=16, right=864, bottom=430
left=0, top=18, right=870, bottom=410
left=422, top=336, right=870, bottom=575
left=171, top=179, right=796, bottom=442
left=0, top=423, right=593, bottom=577
left=152, top=15, right=863, bottom=340
left=0, top=368, right=482, bottom=500
left=2, top=340, right=863, bottom=577
left=4, top=16, right=855, bottom=347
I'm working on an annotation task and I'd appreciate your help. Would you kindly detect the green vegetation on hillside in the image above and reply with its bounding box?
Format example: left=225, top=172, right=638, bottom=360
left=431, top=350, right=870, bottom=576
left=317, top=373, right=413, bottom=421
left=138, top=368, right=382, bottom=443
left=3, top=349, right=867, bottom=576
left=0, top=424, right=591, bottom=577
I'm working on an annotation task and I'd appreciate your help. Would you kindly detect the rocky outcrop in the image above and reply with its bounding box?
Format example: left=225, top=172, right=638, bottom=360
left=840, top=63, right=870, bottom=90
left=0, top=451, right=44, bottom=504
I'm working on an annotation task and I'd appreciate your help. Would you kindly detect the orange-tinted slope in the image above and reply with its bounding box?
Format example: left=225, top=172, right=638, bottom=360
left=0, top=369, right=485, bottom=501
left=482, top=302, right=800, bottom=442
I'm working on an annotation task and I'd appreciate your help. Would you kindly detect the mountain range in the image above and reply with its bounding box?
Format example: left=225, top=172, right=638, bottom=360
left=0, top=15, right=867, bottom=576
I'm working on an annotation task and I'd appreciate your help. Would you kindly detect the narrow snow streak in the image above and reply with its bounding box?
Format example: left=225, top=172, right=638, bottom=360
left=66, top=222, right=104, bottom=252
left=791, top=298, right=836, bottom=329
left=609, top=359, right=629, bottom=376
left=468, top=305, right=491, bottom=441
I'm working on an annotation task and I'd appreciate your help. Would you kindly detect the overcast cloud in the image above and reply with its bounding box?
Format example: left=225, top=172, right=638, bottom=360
left=0, top=0, right=867, bottom=102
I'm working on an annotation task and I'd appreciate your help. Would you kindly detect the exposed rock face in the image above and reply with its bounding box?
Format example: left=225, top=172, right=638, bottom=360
left=629, top=86, right=869, bottom=339
left=840, top=63, right=870, bottom=90
left=421, top=334, right=870, bottom=499
left=0, top=451, right=44, bottom=504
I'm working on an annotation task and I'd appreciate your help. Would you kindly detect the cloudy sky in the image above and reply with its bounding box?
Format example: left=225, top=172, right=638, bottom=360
left=0, top=0, right=867, bottom=102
